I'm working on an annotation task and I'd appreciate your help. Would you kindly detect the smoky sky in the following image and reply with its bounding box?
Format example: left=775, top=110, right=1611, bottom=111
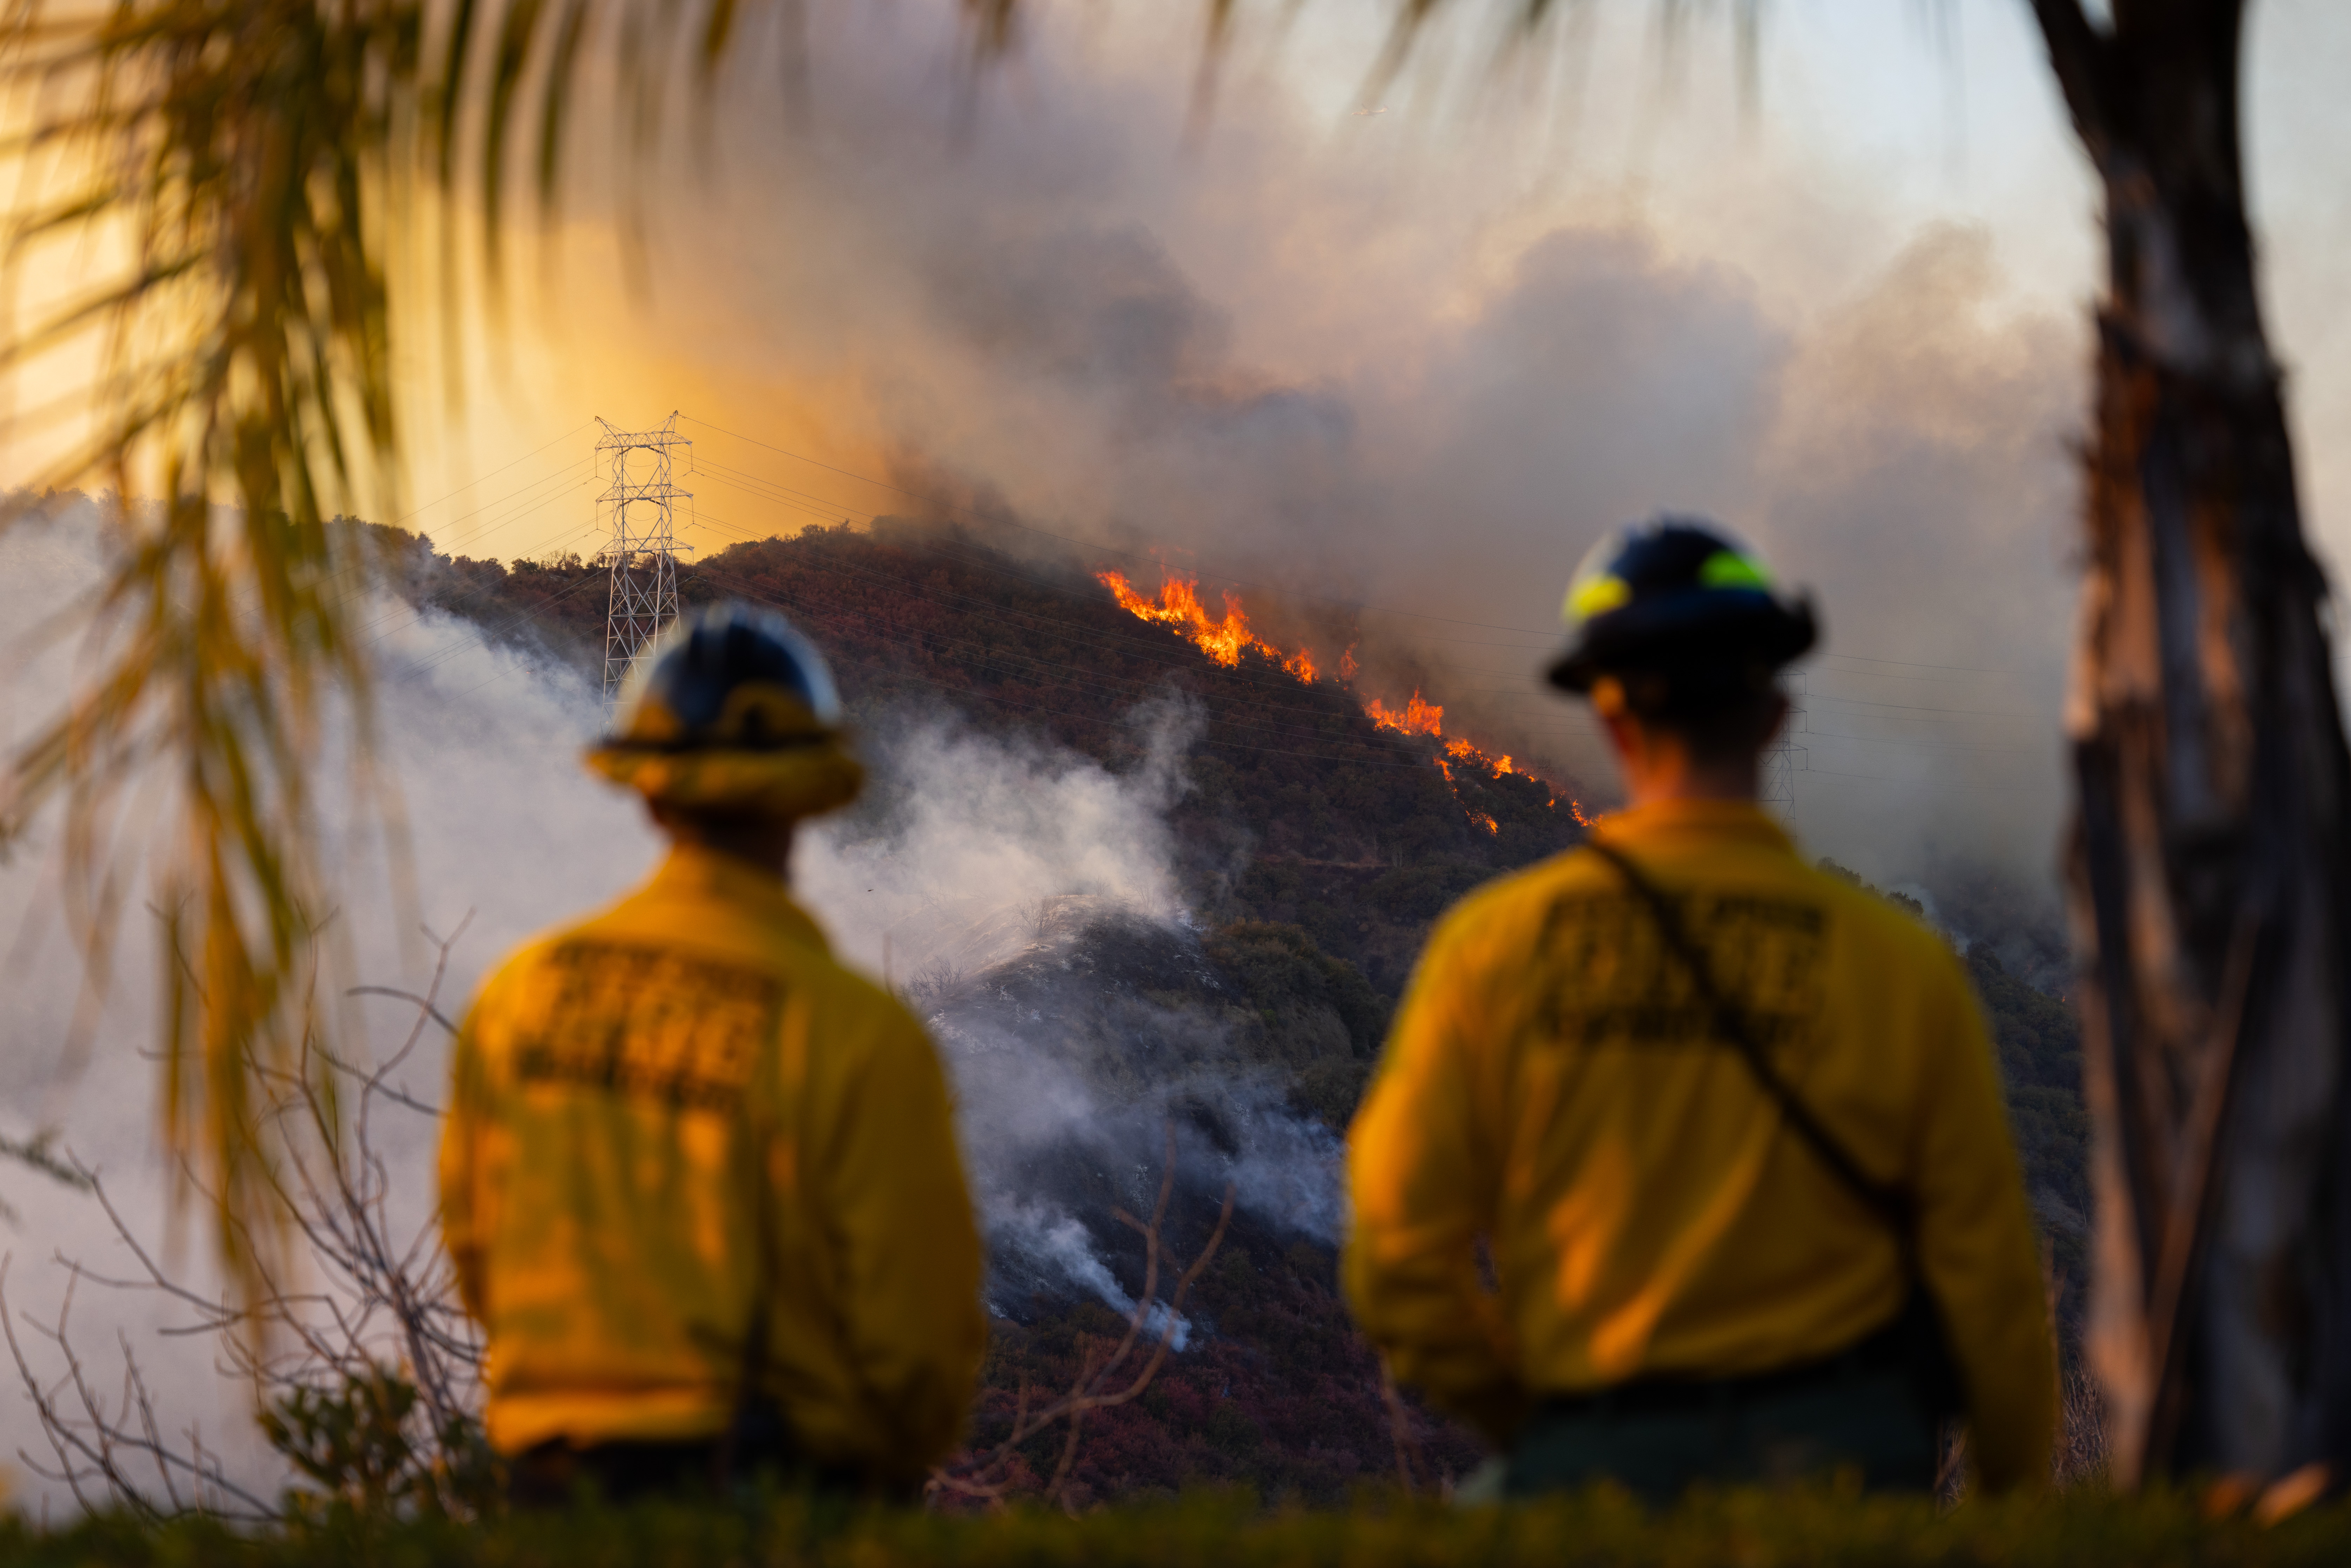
left=568, top=1, right=2083, bottom=889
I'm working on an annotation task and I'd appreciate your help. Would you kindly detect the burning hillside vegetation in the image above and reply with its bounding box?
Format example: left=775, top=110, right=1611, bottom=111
left=1094, top=568, right=1579, bottom=835
left=370, top=513, right=2086, bottom=1502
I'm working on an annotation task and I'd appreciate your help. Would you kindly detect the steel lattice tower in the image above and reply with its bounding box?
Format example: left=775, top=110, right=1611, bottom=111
left=597, top=413, right=693, bottom=699
left=1760, top=667, right=1807, bottom=814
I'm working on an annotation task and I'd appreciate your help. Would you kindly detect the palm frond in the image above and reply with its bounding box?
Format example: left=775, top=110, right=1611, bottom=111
left=0, top=0, right=1686, bottom=1295
left=0, top=0, right=605, bottom=1296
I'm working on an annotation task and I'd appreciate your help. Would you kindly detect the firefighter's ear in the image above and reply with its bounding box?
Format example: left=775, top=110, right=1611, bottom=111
left=1590, top=675, right=1629, bottom=721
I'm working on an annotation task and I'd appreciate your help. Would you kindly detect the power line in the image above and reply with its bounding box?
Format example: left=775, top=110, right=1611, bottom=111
left=391, top=419, right=2060, bottom=803
left=678, top=529, right=1462, bottom=755
left=681, top=498, right=2059, bottom=781
left=392, top=421, right=594, bottom=531
left=1803, top=693, right=2046, bottom=720
left=676, top=412, right=1577, bottom=639
left=1805, top=728, right=2050, bottom=756
left=1804, top=764, right=2047, bottom=795
left=686, top=560, right=1497, bottom=778
left=673, top=411, right=2085, bottom=696
left=596, top=414, right=690, bottom=699
left=1814, top=651, right=2028, bottom=677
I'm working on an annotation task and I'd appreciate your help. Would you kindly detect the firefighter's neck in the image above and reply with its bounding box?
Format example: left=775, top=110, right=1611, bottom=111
left=1600, top=713, right=1763, bottom=808
left=648, top=802, right=797, bottom=882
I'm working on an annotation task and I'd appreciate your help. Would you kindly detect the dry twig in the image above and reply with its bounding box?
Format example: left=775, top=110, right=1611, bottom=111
left=928, top=1122, right=1235, bottom=1513
left=0, top=918, right=486, bottom=1519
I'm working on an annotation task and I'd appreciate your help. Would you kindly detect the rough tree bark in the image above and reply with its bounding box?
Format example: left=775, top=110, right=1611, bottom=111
left=2029, top=0, right=2351, bottom=1490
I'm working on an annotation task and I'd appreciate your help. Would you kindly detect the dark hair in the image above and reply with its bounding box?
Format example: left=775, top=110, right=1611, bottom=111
left=1614, top=664, right=1787, bottom=767
left=652, top=800, right=795, bottom=833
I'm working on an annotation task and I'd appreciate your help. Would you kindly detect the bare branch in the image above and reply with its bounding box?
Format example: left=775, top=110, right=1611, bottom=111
left=928, top=1124, right=1237, bottom=1511
left=4, top=935, right=486, bottom=1520
left=347, top=989, right=458, bottom=1038
left=1381, top=1360, right=1431, bottom=1495
left=0, top=1258, right=276, bottom=1521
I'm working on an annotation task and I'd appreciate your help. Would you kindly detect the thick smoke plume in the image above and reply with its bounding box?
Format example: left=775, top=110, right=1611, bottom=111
left=5, top=0, right=2220, bottom=1511
left=0, top=528, right=1340, bottom=1509
left=485, top=0, right=2089, bottom=897
left=795, top=697, right=1199, bottom=983
left=795, top=692, right=1347, bottom=1334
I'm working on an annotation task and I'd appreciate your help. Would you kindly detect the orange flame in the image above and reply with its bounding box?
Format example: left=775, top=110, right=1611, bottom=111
left=1098, top=569, right=1330, bottom=684
left=1442, top=735, right=1535, bottom=786
left=1097, top=570, right=1270, bottom=668
left=1098, top=567, right=1567, bottom=830
left=1366, top=690, right=1444, bottom=738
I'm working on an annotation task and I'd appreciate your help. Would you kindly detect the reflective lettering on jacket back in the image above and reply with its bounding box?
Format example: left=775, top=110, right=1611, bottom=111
left=510, top=940, right=781, bottom=1113
left=1535, top=891, right=1827, bottom=1059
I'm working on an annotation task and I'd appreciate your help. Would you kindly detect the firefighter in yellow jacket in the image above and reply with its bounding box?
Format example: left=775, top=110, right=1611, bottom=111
left=1344, top=518, right=2057, bottom=1500
left=439, top=603, right=986, bottom=1505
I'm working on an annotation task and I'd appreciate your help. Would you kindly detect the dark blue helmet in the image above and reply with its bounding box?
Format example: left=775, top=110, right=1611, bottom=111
left=1546, top=515, right=1817, bottom=701
left=585, top=603, right=862, bottom=817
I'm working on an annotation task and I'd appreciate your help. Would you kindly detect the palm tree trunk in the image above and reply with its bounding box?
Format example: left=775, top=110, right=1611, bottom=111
left=2031, top=0, right=2351, bottom=1486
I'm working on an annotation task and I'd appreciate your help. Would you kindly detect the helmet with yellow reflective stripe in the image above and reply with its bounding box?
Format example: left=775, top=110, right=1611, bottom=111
left=584, top=602, right=865, bottom=818
left=1546, top=515, right=1816, bottom=700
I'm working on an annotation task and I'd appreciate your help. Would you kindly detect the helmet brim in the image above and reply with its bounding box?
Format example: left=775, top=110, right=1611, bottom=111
left=1548, top=591, right=1817, bottom=694
left=584, top=741, right=865, bottom=819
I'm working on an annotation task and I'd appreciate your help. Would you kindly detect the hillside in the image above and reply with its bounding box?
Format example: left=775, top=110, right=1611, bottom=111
left=388, top=515, right=1579, bottom=995
left=382, top=515, right=2091, bottom=1499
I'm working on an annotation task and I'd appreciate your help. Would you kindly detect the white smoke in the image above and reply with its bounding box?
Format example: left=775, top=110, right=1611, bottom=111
left=989, top=1202, right=1194, bottom=1352
left=0, top=513, right=665, bottom=1514
left=796, top=693, right=1200, bottom=982
left=0, top=529, right=1335, bottom=1511
left=793, top=690, right=1353, bottom=1329
left=494, top=0, right=2111, bottom=895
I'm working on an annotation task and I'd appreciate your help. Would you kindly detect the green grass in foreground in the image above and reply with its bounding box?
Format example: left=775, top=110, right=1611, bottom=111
left=4, top=1487, right=2350, bottom=1567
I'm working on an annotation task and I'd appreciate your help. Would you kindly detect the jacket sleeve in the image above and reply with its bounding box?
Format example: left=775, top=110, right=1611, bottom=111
left=1910, top=955, right=2059, bottom=1491
left=436, top=989, right=497, bottom=1327
left=809, top=1001, right=989, bottom=1482
left=1342, top=913, right=1526, bottom=1444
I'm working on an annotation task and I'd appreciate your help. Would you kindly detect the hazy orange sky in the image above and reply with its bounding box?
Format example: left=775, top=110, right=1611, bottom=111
left=374, top=2, right=2351, bottom=569
left=6, top=0, right=2349, bottom=873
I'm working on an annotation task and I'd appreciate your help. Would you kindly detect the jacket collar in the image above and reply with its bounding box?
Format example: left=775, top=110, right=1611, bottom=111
left=640, top=842, right=832, bottom=953
left=1591, top=797, right=1795, bottom=855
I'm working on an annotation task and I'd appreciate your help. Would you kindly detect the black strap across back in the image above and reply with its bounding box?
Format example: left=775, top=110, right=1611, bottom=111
left=1578, top=835, right=1961, bottom=1422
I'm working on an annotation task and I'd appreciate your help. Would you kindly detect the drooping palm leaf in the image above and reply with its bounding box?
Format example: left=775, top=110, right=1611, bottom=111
left=0, top=0, right=1713, bottom=1290
left=0, top=0, right=642, bottom=1292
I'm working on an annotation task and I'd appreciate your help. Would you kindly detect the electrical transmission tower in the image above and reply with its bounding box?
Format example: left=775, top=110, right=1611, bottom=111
left=1760, top=667, right=1807, bottom=814
left=597, top=413, right=693, bottom=700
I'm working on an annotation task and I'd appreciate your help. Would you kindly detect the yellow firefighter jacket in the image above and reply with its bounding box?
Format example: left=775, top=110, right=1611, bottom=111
left=1344, top=800, right=2057, bottom=1491
left=439, top=843, right=988, bottom=1482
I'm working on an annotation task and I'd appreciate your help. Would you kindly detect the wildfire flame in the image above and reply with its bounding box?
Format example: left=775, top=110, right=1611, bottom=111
left=1099, top=570, right=1322, bottom=683
left=1446, top=737, right=1528, bottom=780
left=1097, top=567, right=1591, bottom=826
left=1365, top=690, right=1444, bottom=738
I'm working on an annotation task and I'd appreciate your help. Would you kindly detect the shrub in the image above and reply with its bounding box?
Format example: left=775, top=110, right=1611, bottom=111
left=5, top=1487, right=2351, bottom=1567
